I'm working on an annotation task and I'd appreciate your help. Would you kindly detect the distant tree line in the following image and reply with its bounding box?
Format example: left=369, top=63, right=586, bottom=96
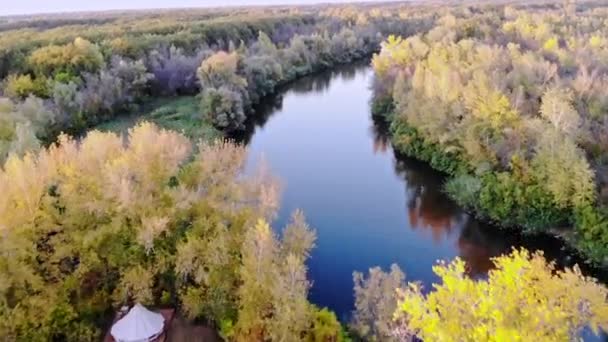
left=0, top=4, right=434, bottom=163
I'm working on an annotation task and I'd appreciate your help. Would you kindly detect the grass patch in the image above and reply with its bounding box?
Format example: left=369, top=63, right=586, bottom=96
left=95, top=96, right=221, bottom=141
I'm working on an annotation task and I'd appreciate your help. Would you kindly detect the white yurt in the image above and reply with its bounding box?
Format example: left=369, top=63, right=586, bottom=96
left=110, top=303, right=165, bottom=342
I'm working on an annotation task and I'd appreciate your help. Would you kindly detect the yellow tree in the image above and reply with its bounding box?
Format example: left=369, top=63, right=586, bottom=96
left=28, top=37, right=104, bottom=76
left=396, top=249, right=608, bottom=341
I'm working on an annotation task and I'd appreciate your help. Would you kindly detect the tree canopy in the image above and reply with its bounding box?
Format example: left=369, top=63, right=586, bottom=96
left=0, top=122, right=341, bottom=341
left=371, top=0, right=608, bottom=264
left=396, top=249, right=608, bottom=341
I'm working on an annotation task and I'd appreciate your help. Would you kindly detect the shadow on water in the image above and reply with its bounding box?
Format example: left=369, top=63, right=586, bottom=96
left=238, top=61, right=608, bottom=336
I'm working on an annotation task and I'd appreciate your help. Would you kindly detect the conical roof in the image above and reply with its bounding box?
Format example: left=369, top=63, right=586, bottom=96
left=110, top=303, right=164, bottom=342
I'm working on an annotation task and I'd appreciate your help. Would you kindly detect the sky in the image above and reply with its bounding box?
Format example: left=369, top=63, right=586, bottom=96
left=2, top=0, right=395, bottom=16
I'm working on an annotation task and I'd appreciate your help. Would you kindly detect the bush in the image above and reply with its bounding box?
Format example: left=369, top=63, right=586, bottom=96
left=307, top=307, right=350, bottom=342
left=573, top=205, right=608, bottom=264
left=0, top=95, right=55, bottom=161
left=147, top=46, right=211, bottom=95
left=200, top=87, right=246, bottom=131
left=444, top=174, right=482, bottom=208
left=28, top=37, right=104, bottom=76
left=390, top=120, right=467, bottom=175
left=477, top=172, right=569, bottom=232
left=4, top=74, right=50, bottom=99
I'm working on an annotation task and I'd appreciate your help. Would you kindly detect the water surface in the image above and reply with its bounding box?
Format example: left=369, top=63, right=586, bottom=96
left=239, top=63, right=596, bottom=321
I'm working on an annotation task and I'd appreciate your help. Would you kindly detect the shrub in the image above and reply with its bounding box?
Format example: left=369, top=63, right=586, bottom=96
left=4, top=74, right=50, bottom=99
left=29, top=37, right=104, bottom=76
left=307, top=307, right=349, bottom=342
left=200, top=87, right=246, bottom=131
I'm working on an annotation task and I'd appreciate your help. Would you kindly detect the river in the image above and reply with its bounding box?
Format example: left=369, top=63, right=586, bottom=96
left=238, top=62, right=606, bottom=323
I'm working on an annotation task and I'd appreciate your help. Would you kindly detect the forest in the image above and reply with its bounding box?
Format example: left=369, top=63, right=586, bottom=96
left=0, top=3, right=427, bottom=158
left=371, top=0, right=608, bottom=264
left=1, top=0, right=608, bottom=341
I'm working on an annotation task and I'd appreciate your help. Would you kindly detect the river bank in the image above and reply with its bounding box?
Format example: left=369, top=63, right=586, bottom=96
left=372, top=93, right=608, bottom=272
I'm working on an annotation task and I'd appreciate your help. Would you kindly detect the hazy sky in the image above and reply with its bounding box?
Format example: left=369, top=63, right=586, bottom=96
left=3, top=0, right=394, bottom=16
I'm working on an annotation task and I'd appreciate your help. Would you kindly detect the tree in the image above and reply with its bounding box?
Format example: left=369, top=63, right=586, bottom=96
left=0, top=122, right=324, bottom=341
left=197, top=52, right=249, bottom=131
left=197, top=51, right=245, bottom=90
left=268, top=210, right=317, bottom=341
left=307, top=307, right=348, bottom=342
left=243, top=54, right=283, bottom=103
left=200, top=86, right=246, bottom=130
left=253, top=31, right=279, bottom=57
left=176, top=222, right=239, bottom=324
left=532, top=129, right=595, bottom=208
left=370, top=18, right=608, bottom=262
left=0, top=95, right=55, bottom=162
left=235, top=219, right=279, bottom=339
left=281, top=209, right=316, bottom=260
left=147, top=46, right=211, bottom=95
left=540, top=87, right=581, bottom=140
left=351, top=264, right=406, bottom=341
left=29, top=37, right=104, bottom=76
left=269, top=254, right=311, bottom=342
left=4, top=74, right=49, bottom=99
left=235, top=213, right=319, bottom=341
left=283, top=35, right=313, bottom=78
left=47, top=56, right=153, bottom=129
left=396, top=249, right=608, bottom=341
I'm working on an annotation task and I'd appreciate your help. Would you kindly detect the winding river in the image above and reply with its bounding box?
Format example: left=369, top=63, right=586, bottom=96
left=237, top=62, right=603, bottom=323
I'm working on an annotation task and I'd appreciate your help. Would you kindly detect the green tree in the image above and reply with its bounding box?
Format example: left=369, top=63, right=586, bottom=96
left=197, top=51, right=249, bottom=131
left=4, top=74, right=49, bottom=99
left=307, top=308, right=349, bottom=342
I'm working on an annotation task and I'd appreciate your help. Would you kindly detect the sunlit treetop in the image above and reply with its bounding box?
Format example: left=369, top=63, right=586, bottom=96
left=396, top=249, right=608, bottom=341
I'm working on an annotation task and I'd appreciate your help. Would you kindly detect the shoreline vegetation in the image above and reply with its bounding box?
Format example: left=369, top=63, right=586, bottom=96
left=369, top=10, right=608, bottom=267
left=1, top=1, right=608, bottom=341
left=94, top=96, right=222, bottom=141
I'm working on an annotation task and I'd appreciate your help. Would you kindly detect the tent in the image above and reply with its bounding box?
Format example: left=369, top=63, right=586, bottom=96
left=110, top=303, right=165, bottom=342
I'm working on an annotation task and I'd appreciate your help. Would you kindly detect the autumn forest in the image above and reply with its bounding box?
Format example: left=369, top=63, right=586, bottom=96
left=1, top=0, right=608, bottom=341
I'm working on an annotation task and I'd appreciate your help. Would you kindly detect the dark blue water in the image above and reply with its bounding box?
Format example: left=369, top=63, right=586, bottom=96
left=240, top=63, right=602, bottom=324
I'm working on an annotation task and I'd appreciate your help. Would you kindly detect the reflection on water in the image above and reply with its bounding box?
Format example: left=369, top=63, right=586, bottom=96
left=370, top=116, right=391, bottom=154
left=240, top=62, right=607, bottom=321
left=396, top=159, right=460, bottom=243
left=372, top=115, right=508, bottom=277
left=393, top=146, right=505, bottom=277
